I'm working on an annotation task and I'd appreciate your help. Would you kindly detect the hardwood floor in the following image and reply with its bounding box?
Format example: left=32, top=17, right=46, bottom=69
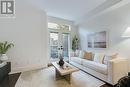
left=0, top=72, right=113, bottom=87
left=0, top=73, right=21, bottom=87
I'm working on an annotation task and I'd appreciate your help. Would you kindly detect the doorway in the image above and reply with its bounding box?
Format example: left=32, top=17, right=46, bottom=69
left=50, top=32, right=70, bottom=61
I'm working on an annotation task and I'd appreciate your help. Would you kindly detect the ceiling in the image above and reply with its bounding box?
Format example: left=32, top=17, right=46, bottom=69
left=28, top=0, right=129, bottom=23
left=41, top=0, right=106, bottom=21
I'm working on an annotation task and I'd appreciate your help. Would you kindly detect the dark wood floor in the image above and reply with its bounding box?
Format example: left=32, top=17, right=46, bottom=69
left=0, top=73, right=21, bottom=87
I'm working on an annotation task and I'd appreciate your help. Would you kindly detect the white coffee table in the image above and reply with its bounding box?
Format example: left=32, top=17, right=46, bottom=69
left=52, top=62, right=79, bottom=84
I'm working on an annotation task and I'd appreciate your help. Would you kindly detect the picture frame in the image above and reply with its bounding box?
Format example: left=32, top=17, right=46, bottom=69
left=87, top=31, right=108, bottom=48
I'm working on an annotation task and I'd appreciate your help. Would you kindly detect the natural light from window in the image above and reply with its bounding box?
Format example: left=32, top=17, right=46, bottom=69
left=48, top=22, right=71, bottom=31
left=48, top=22, right=71, bottom=61
left=48, top=22, right=59, bottom=29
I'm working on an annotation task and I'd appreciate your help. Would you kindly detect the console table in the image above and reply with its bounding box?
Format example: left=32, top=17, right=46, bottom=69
left=0, top=62, right=11, bottom=82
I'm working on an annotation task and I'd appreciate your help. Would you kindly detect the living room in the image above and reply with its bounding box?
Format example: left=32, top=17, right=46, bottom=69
left=0, top=0, right=130, bottom=87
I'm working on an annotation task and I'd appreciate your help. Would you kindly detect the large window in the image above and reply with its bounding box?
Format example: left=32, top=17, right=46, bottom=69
left=48, top=22, right=71, bottom=31
left=49, top=22, right=70, bottom=61
left=48, top=23, right=59, bottom=29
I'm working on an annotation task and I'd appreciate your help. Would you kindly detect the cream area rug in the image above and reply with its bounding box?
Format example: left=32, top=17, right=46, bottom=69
left=15, top=66, right=105, bottom=87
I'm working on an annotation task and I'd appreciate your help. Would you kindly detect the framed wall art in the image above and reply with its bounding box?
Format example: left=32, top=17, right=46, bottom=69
left=87, top=31, right=108, bottom=48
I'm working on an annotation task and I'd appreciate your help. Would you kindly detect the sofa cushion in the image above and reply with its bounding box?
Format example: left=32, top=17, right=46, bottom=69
left=83, top=52, right=93, bottom=60
left=93, top=53, right=105, bottom=64
left=70, top=51, right=75, bottom=57
left=82, top=59, right=107, bottom=75
left=70, top=57, right=82, bottom=64
left=103, top=53, right=118, bottom=65
left=78, top=51, right=85, bottom=58
left=75, top=50, right=80, bottom=57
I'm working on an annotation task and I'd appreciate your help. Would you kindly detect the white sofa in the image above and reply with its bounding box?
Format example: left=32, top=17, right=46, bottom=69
left=69, top=54, right=128, bottom=85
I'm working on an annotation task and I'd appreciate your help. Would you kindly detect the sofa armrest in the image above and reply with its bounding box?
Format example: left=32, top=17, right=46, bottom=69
left=107, top=58, right=128, bottom=85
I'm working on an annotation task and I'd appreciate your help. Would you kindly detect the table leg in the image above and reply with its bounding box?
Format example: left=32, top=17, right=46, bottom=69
left=55, top=68, right=71, bottom=84
left=64, top=74, right=71, bottom=84
left=55, top=69, right=64, bottom=80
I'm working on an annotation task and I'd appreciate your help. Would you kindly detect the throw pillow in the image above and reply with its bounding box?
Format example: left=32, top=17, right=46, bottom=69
left=78, top=51, right=85, bottom=58
left=93, top=53, right=105, bottom=64
left=70, top=51, right=75, bottom=57
left=103, top=53, right=118, bottom=65
left=75, top=50, right=79, bottom=57
left=83, top=52, right=93, bottom=60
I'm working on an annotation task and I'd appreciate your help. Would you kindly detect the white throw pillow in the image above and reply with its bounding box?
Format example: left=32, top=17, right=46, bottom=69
left=93, top=53, right=105, bottom=64
left=78, top=51, right=85, bottom=58
left=103, top=53, right=118, bottom=65
left=75, top=50, right=79, bottom=57
left=70, top=51, right=75, bottom=57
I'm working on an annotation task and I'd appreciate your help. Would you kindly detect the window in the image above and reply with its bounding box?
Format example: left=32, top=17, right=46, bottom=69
left=48, top=22, right=71, bottom=31
left=48, top=23, right=59, bottom=29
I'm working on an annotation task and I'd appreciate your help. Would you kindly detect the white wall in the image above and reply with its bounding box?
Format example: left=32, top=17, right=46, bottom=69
left=78, top=3, right=130, bottom=70
left=0, top=0, right=49, bottom=73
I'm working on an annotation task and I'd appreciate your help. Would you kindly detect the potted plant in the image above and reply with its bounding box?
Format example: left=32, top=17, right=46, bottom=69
left=72, top=35, right=79, bottom=56
left=0, top=41, right=14, bottom=62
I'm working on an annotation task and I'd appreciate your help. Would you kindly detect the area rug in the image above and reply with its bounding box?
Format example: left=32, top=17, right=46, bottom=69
left=15, top=67, right=105, bottom=87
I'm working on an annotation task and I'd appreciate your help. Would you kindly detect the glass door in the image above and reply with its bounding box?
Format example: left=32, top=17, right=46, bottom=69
left=50, top=32, right=70, bottom=61
left=50, top=32, right=59, bottom=59
left=62, top=33, right=69, bottom=60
